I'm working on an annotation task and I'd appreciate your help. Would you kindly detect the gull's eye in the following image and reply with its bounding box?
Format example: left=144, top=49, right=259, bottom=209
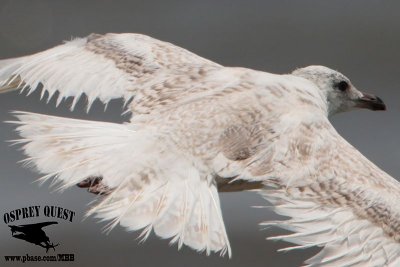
left=336, top=81, right=349, bottom=92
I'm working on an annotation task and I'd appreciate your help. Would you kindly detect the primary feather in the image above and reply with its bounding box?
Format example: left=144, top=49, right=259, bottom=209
left=1, top=33, right=399, bottom=265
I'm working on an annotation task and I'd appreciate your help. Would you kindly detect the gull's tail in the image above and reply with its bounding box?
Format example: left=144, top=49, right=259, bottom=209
left=9, top=111, right=231, bottom=257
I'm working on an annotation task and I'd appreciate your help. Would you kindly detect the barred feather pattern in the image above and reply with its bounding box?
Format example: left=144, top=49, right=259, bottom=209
left=261, top=185, right=400, bottom=267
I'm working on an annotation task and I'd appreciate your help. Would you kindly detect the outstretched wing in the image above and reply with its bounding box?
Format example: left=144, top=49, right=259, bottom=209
left=0, top=33, right=220, bottom=112
left=214, top=112, right=400, bottom=266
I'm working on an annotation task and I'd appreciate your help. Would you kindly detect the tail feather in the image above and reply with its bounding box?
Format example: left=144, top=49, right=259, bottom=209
left=9, top=111, right=231, bottom=257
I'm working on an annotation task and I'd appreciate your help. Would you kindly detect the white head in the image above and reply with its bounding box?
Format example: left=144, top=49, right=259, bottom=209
left=292, top=65, right=386, bottom=116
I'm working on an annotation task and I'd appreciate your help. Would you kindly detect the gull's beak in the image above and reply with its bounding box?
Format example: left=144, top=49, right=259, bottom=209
left=355, top=93, right=386, bottom=111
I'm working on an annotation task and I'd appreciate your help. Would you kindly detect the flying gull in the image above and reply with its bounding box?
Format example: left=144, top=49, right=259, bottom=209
left=0, top=33, right=398, bottom=266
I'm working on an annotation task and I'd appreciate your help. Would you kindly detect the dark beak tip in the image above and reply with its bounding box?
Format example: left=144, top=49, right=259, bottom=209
left=374, top=104, right=387, bottom=111
left=358, top=94, right=386, bottom=111
left=374, top=96, right=387, bottom=111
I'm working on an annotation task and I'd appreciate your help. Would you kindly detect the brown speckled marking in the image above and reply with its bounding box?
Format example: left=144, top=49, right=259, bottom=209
left=298, top=96, right=318, bottom=107
left=86, top=36, right=158, bottom=79
left=219, top=121, right=268, bottom=161
left=269, top=86, right=285, bottom=98
left=299, top=179, right=400, bottom=242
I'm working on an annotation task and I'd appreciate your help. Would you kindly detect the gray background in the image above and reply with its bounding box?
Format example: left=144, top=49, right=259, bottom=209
left=0, top=0, right=399, bottom=266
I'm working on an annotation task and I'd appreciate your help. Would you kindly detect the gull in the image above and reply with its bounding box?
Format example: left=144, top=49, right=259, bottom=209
left=0, top=33, right=397, bottom=266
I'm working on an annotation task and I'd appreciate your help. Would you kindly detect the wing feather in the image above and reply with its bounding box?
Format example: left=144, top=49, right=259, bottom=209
left=0, top=33, right=220, bottom=112
left=214, top=113, right=400, bottom=266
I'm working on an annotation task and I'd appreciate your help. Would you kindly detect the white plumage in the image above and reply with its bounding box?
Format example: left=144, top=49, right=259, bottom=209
left=0, top=33, right=399, bottom=265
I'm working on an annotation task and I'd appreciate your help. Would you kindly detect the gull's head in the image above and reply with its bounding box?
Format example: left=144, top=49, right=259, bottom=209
left=292, top=65, right=386, bottom=116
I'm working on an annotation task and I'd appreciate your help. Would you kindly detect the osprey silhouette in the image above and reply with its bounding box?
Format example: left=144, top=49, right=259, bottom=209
left=8, top=221, right=59, bottom=252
